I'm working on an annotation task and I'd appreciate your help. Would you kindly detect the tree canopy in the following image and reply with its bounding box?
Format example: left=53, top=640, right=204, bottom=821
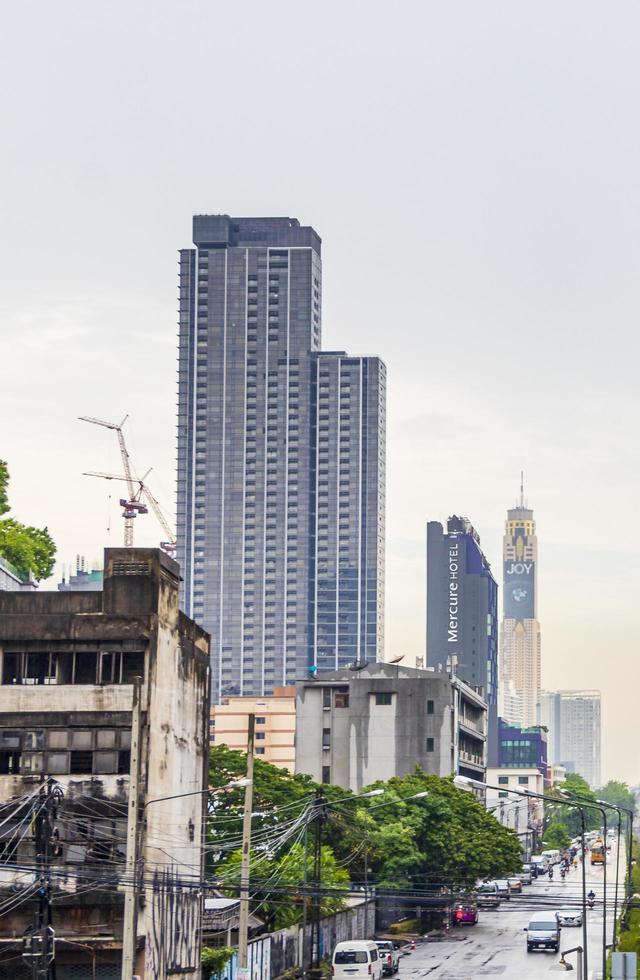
left=0, top=460, right=56, bottom=581
left=208, top=746, right=523, bottom=929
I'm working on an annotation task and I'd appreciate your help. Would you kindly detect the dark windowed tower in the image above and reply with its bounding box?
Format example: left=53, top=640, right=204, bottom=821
left=177, top=215, right=385, bottom=700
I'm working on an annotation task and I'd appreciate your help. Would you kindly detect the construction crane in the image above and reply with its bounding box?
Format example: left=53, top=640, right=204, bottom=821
left=79, top=416, right=176, bottom=555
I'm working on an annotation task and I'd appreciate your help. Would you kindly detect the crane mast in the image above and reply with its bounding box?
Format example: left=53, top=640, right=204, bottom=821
left=80, top=417, right=174, bottom=553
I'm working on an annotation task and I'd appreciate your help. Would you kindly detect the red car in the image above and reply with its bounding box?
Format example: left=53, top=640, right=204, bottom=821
left=453, top=902, right=478, bottom=925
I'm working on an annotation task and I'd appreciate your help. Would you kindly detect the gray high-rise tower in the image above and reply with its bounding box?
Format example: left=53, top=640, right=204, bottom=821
left=177, top=215, right=385, bottom=700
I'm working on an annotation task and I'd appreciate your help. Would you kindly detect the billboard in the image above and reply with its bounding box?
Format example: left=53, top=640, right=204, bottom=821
left=503, top=559, right=535, bottom=621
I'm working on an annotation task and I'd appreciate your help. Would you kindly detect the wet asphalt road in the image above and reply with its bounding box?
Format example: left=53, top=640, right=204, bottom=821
left=396, top=848, right=619, bottom=979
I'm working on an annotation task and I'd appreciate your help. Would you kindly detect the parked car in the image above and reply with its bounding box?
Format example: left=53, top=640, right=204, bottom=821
left=374, top=940, right=400, bottom=975
left=507, top=876, right=523, bottom=894
left=476, top=881, right=501, bottom=909
left=531, top=854, right=548, bottom=875
left=524, top=912, right=561, bottom=953
left=494, top=879, right=511, bottom=900
left=333, top=942, right=384, bottom=980
left=519, top=865, right=533, bottom=885
left=556, top=908, right=583, bottom=927
left=452, top=901, right=478, bottom=926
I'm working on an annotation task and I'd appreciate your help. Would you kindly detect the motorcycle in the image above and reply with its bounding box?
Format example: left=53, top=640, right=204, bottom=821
left=548, top=868, right=554, bottom=881
left=587, top=890, right=596, bottom=909
left=560, top=868, right=566, bottom=881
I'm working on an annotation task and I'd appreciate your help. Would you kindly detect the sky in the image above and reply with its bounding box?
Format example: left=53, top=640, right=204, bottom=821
left=1, top=1, right=639, bottom=782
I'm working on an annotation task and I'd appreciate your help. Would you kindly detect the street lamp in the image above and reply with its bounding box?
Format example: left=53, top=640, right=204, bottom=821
left=565, top=791, right=634, bottom=952
left=453, top=774, right=591, bottom=979
left=559, top=789, right=608, bottom=980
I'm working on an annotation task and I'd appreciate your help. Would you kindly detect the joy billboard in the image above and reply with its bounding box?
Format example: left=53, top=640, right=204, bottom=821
left=503, top=560, right=535, bottom=621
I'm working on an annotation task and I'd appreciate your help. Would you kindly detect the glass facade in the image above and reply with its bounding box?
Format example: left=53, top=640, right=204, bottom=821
left=177, top=216, right=385, bottom=699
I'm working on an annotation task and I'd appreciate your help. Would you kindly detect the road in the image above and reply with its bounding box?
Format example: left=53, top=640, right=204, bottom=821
left=397, top=848, right=621, bottom=979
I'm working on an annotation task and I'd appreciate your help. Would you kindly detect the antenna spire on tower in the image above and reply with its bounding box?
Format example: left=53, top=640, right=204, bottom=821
left=520, top=470, right=524, bottom=508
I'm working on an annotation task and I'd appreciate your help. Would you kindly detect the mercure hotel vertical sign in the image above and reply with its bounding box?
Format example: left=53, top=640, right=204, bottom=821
left=448, top=542, right=459, bottom=642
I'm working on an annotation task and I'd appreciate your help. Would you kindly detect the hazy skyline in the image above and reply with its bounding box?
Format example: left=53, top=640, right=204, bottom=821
left=2, top=1, right=639, bottom=781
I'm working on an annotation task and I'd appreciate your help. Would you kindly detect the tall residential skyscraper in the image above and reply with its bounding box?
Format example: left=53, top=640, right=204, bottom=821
left=176, top=215, right=385, bottom=700
left=538, top=689, right=602, bottom=788
left=499, top=480, right=541, bottom=728
left=426, top=515, right=498, bottom=760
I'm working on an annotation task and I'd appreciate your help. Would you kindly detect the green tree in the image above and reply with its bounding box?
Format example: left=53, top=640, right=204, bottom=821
left=0, top=461, right=9, bottom=516
left=202, top=946, right=235, bottom=980
left=0, top=461, right=56, bottom=581
left=546, top=773, right=601, bottom=837
left=597, top=780, right=636, bottom=828
left=215, top=841, right=349, bottom=929
left=543, top=821, right=571, bottom=850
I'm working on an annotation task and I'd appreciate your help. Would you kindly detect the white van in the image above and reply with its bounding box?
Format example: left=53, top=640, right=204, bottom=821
left=332, top=941, right=383, bottom=980
left=541, top=849, right=561, bottom=866
left=524, top=912, right=561, bottom=953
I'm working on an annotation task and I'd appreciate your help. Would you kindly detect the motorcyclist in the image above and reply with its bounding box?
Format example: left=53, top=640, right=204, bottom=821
left=587, top=889, right=596, bottom=908
left=548, top=866, right=554, bottom=880
left=560, top=866, right=566, bottom=880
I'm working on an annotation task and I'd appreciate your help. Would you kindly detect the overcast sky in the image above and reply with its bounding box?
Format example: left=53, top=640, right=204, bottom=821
left=2, top=1, right=639, bottom=782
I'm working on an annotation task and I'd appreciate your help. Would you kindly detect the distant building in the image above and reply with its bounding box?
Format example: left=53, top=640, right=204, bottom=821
left=57, top=555, right=103, bottom=591
left=499, top=481, right=541, bottom=727
left=0, top=554, right=36, bottom=592
left=486, top=766, right=544, bottom=859
left=497, top=719, right=548, bottom=778
left=0, top=548, right=210, bottom=979
left=295, top=662, right=487, bottom=791
left=176, top=214, right=386, bottom=700
left=211, top=686, right=296, bottom=771
left=426, top=515, right=498, bottom=761
left=538, top=690, right=601, bottom=788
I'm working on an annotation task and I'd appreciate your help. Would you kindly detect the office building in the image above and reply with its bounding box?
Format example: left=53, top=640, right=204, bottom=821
left=57, top=555, right=103, bottom=591
left=538, top=689, right=601, bottom=788
left=499, top=481, right=541, bottom=727
left=497, top=718, right=548, bottom=777
left=211, top=686, right=296, bottom=771
left=426, top=515, right=498, bottom=760
left=176, top=215, right=385, bottom=700
left=0, top=549, right=210, bottom=978
left=295, top=662, right=487, bottom=791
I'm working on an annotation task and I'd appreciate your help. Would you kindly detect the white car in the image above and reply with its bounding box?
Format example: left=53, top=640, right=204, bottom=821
left=556, top=907, right=583, bottom=927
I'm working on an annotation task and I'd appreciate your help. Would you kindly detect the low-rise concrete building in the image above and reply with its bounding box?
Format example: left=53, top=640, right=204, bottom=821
left=486, top=766, right=544, bottom=859
left=295, top=663, right=487, bottom=791
left=211, top=686, right=296, bottom=770
left=0, top=548, right=210, bottom=979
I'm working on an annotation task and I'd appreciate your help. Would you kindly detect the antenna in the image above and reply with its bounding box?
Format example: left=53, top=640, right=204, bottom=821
left=520, top=470, right=525, bottom=508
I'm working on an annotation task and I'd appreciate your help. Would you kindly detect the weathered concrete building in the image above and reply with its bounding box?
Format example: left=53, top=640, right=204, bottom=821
left=295, top=663, right=487, bottom=792
left=0, top=548, right=210, bottom=980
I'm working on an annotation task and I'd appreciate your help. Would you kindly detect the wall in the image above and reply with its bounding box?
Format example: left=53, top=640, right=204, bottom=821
left=216, top=899, right=376, bottom=980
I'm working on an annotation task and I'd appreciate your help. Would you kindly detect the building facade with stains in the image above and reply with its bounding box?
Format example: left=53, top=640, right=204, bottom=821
left=294, top=663, right=487, bottom=792
left=0, top=548, right=210, bottom=980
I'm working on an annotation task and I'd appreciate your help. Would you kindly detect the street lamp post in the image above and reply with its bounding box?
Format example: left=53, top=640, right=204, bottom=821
left=560, top=791, right=607, bottom=980
left=454, top=775, right=591, bottom=979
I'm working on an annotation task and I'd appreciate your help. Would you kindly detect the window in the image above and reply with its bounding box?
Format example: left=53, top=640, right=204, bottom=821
left=498, top=791, right=508, bottom=798
left=255, top=747, right=265, bottom=755
left=334, top=689, right=349, bottom=708
left=322, top=688, right=331, bottom=709
left=322, top=766, right=331, bottom=784
left=255, top=732, right=265, bottom=741
left=122, top=652, right=145, bottom=683
left=426, top=699, right=434, bottom=715
left=70, top=751, right=93, bottom=774
left=375, top=692, right=392, bottom=706
left=322, top=728, right=331, bottom=749
left=255, top=717, right=266, bottom=725
left=498, top=776, right=509, bottom=785
left=518, top=776, right=529, bottom=785
left=426, top=738, right=434, bottom=752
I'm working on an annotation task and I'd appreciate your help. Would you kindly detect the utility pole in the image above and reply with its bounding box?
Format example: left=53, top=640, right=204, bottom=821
left=23, top=775, right=62, bottom=979
left=237, top=714, right=256, bottom=980
left=309, top=789, right=328, bottom=980
left=121, top=676, right=143, bottom=980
